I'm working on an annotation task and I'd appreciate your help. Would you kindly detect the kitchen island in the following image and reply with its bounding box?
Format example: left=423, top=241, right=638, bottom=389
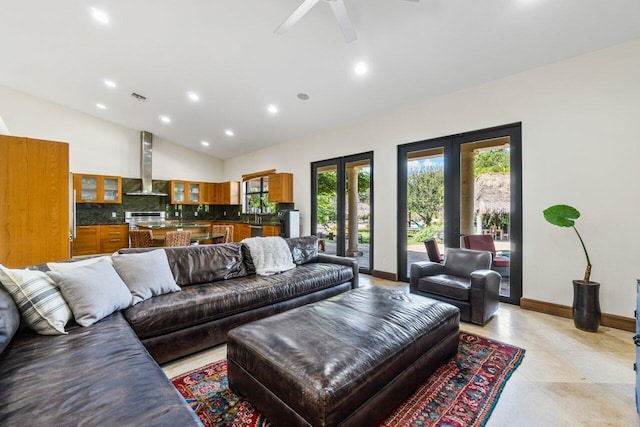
left=136, top=222, right=223, bottom=245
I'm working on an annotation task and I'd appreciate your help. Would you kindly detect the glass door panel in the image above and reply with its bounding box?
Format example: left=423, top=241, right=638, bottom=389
left=315, top=164, right=339, bottom=256
left=460, top=138, right=511, bottom=297
left=173, top=182, right=185, bottom=203
left=405, top=147, right=445, bottom=275
left=81, top=176, right=98, bottom=201
left=103, top=178, right=119, bottom=201
left=189, top=183, right=200, bottom=203
left=345, top=159, right=371, bottom=271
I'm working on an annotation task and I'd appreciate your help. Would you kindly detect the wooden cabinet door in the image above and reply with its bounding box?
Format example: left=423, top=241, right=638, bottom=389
left=262, top=225, right=281, bottom=237
left=268, top=173, right=293, bottom=203
left=201, top=183, right=213, bottom=204
left=170, top=180, right=187, bottom=204
left=99, top=224, right=129, bottom=253
left=1, top=136, right=70, bottom=267
left=234, top=224, right=252, bottom=242
left=188, top=182, right=202, bottom=204
left=101, top=176, right=122, bottom=203
left=73, top=225, right=100, bottom=256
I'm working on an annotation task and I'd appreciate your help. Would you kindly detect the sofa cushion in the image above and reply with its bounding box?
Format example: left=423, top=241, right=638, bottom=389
left=0, top=287, right=20, bottom=356
left=285, top=236, right=319, bottom=265
left=120, top=243, right=251, bottom=286
left=47, top=255, right=112, bottom=271
left=0, top=312, right=200, bottom=425
left=112, top=250, right=181, bottom=305
left=124, top=262, right=354, bottom=339
left=418, top=274, right=471, bottom=301
left=48, top=259, right=133, bottom=326
left=0, top=264, right=72, bottom=335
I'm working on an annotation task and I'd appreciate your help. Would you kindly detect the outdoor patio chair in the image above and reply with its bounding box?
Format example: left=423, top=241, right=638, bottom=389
left=463, top=234, right=510, bottom=270
left=424, top=238, right=444, bottom=263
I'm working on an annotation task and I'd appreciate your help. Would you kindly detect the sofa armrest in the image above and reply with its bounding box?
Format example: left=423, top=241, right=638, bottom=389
left=316, top=254, right=359, bottom=289
left=469, top=269, right=501, bottom=325
left=409, top=262, right=446, bottom=293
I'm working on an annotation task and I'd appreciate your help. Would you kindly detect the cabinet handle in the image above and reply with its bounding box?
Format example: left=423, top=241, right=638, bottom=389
left=109, top=239, right=120, bottom=242
left=78, top=226, right=91, bottom=229
left=108, top=232, right=120, bottom=235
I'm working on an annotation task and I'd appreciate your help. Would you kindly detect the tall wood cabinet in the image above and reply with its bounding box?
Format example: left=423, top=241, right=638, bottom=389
left=0, top=135, right=70, bottom=267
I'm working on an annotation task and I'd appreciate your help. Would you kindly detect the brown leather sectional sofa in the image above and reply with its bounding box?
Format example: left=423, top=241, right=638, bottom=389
left=0, top=236, right=358, bottom=425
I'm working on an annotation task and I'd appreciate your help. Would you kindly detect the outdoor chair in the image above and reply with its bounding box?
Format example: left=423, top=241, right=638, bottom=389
left=164, top=230, right=191, bottom=247
left=463, top=234, right=510, bottom=271
left=424, top=238, right=444, bottom=263
left=410, top=248, right=501, bottom=325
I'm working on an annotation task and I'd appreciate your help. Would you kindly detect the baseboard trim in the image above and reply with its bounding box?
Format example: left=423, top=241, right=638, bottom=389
left=371, top=270, right=398, bottom=281
left=520, top=298, right=635, bottom=332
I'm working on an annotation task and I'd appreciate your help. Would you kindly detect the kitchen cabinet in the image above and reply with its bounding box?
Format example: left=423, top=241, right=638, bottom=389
left=262, top=225, right=281, bottom=237
left=99, top=224, right=129, bottom=253
left=201, top=182, right=213, bottom=204
left=73, top=224, right=129, bottom=255
left=213, top=181, right=241, bottom=205
left=170, top=180, right=204, bottom=204
left=74, top=174, right=122, bottom=203
left=268, top=173, right=293, bottom=203
left=234, top=223, right=252, bottom=242
left=73, top=225, right=100, bottom=256
left=1, top=136, right=70, bottom=267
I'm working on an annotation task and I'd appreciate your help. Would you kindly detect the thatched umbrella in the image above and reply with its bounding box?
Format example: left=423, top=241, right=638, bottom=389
left=474, top=173, right=510, bottom=215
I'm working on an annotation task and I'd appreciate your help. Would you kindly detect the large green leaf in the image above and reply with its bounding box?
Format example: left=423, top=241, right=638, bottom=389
left=543, top=204, right=581, bottom=228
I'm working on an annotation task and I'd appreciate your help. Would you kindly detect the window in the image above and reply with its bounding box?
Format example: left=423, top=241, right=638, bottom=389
left=245, top=177, right=276, bottom=213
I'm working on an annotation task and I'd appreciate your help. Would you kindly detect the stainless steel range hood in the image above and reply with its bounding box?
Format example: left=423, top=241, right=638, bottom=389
left=125, top=131, right=168, bottom=196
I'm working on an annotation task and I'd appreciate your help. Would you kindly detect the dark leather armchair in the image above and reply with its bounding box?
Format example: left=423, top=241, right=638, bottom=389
left=410, top=248, right=501, bottom=325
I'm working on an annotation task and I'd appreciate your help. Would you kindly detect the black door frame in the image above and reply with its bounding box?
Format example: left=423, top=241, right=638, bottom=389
left=397, top=123, right=522, bottom=305
left=311, top=151, right=374, bottom=274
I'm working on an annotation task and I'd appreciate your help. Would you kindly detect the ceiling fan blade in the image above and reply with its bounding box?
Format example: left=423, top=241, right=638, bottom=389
left=328, top=0, right=357, bottom=43
left=274, top=0, right=322, bottom=35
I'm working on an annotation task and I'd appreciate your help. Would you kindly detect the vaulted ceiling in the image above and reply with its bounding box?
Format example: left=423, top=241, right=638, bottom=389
left=1, top=0, right=639, bottom=158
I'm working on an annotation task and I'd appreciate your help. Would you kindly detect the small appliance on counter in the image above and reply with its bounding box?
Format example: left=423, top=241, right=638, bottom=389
left=278, top=209, right=299, bottom=238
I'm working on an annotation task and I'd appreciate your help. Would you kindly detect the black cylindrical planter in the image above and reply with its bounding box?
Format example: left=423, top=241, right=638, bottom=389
left=572, top=280, right=601, bottom=332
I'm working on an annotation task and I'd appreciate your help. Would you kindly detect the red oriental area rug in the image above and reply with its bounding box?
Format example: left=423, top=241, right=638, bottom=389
left=171, top=332, right=525, bottom=427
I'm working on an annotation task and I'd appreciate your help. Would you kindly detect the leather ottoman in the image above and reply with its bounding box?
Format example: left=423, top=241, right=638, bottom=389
left=227, top=286, right=460, bottom=426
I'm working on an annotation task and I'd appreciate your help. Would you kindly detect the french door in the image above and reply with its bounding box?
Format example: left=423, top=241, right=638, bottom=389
left=398, top=123, right=522, bottom=305
left=311, top=152, right=373, bottom=273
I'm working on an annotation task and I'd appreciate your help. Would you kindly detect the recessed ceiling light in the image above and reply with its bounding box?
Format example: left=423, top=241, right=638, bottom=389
left=95, top=103, right=106, bottom=109
left=225, top=129, right=234, bottom=137
left=354, top=61, right=368, bottom=76
left=90, top=7, right=109, bottom=24
left=201, top=141, right=210, bottom=147
left=297, top=93, right=310, bottom=100
left=103, top=79, right=116, bottom=88
left=187, top=92, right=200, bottom=102
left=159, top=115, right=171, bottom=124
left=267, top=104, right=279, bottom=114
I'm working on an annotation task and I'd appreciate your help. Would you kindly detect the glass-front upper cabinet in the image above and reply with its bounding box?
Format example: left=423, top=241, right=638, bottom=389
left=73, top=174, right=122, bottom=204
left=170, top=181, right=186, bottom=204
left=189, top=183, right=201, bottom=204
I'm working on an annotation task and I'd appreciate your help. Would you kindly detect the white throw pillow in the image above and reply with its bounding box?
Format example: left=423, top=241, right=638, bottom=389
left=112, top=250, right=180, bottom=305
left=47, top=259, right=133, bottom=327
left=0, top=264, right=72, bottom=335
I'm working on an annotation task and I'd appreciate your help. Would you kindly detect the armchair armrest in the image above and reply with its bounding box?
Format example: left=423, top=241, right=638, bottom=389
left=316, top=254, right=359, bottom=289
left=469, top=269, right=501, bottom=325
left=410, top=261, right=446, bottom=293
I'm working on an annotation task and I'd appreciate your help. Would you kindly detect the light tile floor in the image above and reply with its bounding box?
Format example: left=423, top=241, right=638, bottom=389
left=162, top=274, right=639, bottom=427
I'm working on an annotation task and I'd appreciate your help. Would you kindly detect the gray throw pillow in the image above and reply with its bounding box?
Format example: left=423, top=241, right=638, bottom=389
left=0, top=287, right=20, bottom=355
left=112, top=250, right=180, bottom=305
left=48, top=259, right=133, bottom=327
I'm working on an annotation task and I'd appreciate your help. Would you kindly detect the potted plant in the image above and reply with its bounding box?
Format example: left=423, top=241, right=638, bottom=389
left=543, top=204, right=600, bottom=332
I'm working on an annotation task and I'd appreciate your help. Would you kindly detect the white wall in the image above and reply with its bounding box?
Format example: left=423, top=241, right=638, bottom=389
left=224, top=39, right=640, bottom=318
left=0, top=85, right=224, bottom=181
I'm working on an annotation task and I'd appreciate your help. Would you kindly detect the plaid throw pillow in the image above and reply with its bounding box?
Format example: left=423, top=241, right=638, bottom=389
left=0, top=264, right=72, bottom=335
